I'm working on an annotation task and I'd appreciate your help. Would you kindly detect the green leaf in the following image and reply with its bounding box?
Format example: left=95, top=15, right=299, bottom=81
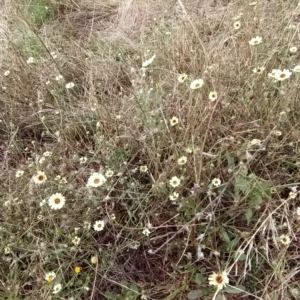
left=224, top=285, right=246, bottom=294
left=245, top=208, right=253, bottom=225
left=220, top=228, right=231, bottom=243
left=104, top=291, right=119, bottom=300
left=194, top=273, right=206, bottom=285
left=187, top=290, right=204, bottom=299
left=225, top=151, right=235, bottom=170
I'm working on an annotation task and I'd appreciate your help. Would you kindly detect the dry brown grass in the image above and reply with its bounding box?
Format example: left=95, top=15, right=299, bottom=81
left=1, top=0, right=300, bottom=299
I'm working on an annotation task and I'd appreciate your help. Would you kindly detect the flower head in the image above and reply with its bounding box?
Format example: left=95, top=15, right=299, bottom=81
left=296, top=207, right=300, bottom=216
left=211, top=178, right=221, bottom=187
left=279, top=234, right=291, bottom=245
left=268, top=69, right=292, bottom=81
left=140, top=165, right=148, bottom=172
left=169, top=176, right=181, bottom=188
left=45, top=271, right=56, bottom=283
left=48, top=193, right=66, bottom=210
left=52, top=283, right=62, bottom=294
left=208, top=271, right=229, bottom=290
left=93, top=220, right=105, bottom=231
left=33, top=171, right=47, bottom=184
left=4, top=70, right=10, bottom=76
left=91, top=255, right=98, bottom=264
left=234, top=21, right=241, bottom=30
left=169, top=191, right=179, bottom=201
left=142, top=228, right=151, bottom=236
left=27, top=57, right=34, bottom=64
left=252, top=66, right=265, bottom=74
left=72, top=236, right=81, bottom=246
left=87, top=172, right=107, bottom=187
left=178, top=73, right=188, bottom=83
left=249, top=36, right=262, bottom=46
left=170, top=116, right=179, bottom=127
left=292, top=65, right=300, bottom=73
left=177, top=156, right=187, bottom=165
left=190, top=78, right=204, bottom=89
left=105, top=169, right=114, bottom=178
left=65, top=82, right=75, bottom=89
left=74, top=266, right=81, bottom=274
left=209, top=91, right=218, bottom=101
left=16, top=170, right=24, bottom=178
left=289, top=46, right=297, bottom=53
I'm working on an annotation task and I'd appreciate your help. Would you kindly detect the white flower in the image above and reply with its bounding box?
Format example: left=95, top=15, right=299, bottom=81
left=48, top=193, right=66, bottom=210
left=178, top=73, right=188, bottom=83
left=105, top=169, right=114, bottom=178
left=169, top=192, right=179, bottom=201
left=279, top=234, right=290, bottom=245
left=55, top=74, right=63, bottom=81
left=26, top=57, right=34, bottom=64
left=234, top=21, right=241, bottom=30
left=249, top=36, right=262, bottom=46
left=142, top=54, right=156, bottom=67
left=87, top=172, right=107, bottom=187
left=4, top=70, right=10, bottom=76
left=252, top=66, right=265, bottom=74
left=177, top=156, right=187, bottom=165
left=53, top=283, right=62, bottom=294
left=268, top=69, right=292, bottom=81
left=33, top=171, right=47, bottom=184
left=15, top=170, right=24, bottom=178
left=93, top=220, right=105, bottom=231
left=72, top=236, right=81, bottom=246
left=43, top=151, right=52, bottom=157
left=140, top=165, right=148, bottom=172
left=289, top=191, right=297, bottom=199
left=211, top=178, right=221, bottom=187
left=169, top=176, right=181, bottom=188
left=45, top=271, right=56, bottom=283
left=208, top=271, right=229, bottom=290
left=65, top=82, right=75, bottom=89
left=209, top=91, right=218, bottom=101
left=292, top=65, right=300, bottom=73
left=250, top=139, right=262, bottom=146
left=290, top=46, right=297, bottom=53
left=83, top=221, right=91, bottom=230
left=79, top=156, right=87, bottom=164
left=142, top=228, right=151, bottom=236
left=170, top=116, right=179, bottom=126
left=190, top=78, right=204, bottom=89
left=296, top=207, right=300, bottom=216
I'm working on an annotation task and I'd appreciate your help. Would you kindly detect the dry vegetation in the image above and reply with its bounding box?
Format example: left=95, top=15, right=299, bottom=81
left=1, top=0, right=300, bottom=299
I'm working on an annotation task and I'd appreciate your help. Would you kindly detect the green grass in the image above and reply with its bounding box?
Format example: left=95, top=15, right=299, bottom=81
left=1, top=0, right=300, bottom=299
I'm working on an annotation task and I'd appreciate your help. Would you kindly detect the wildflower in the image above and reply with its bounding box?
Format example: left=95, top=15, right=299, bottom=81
left=169, top=176, right=181, bottom=188
left=60, top=177, right=67, bottom=184
left=51, top=52, right=58, bottom=59
left=289, top=191, right=297, bottom=199
left=178, top=73, right=188, bottom=83
left=55, top=74, right=63, bottom=81
left=72, top=236, right=81, bottom=246
left=208, top=271, right=229, bottom=290
left=39, top=156, right=46, bottom=164
left=250, top=139, right=262, bottom=146
left=4, top=246, right=11, bottom=254
left=4, top=70, right=10, bottom=76
left=185, top=147, right=193, bottom=154
left=292, top=65, right=300, bottom=72
left=74, top=266, right=81, bottom=274
left=296, top=207, right=300, bottom=216
left=83, top=221, right=91, bottom=230
left=273, top=130, right=282, bottom=136
left=177, top=156, right=187, bottom=165
left=190, top=78, right=204, bottom=89
left=45, top=271, right=56, bottom=283
left=65, top=82, right=75, bottom=89
left=279, top=234, right=291, bottom=245
left=91, top=256, right=98, bottom=264
left=87, top=172, right=107, bottom=187
left=170, top=116, right=179, bottom=126
left=110, top=213, right=116, bottom=220
left=142, top=54, right=156, bottom=67
left=52, top=283, right=62, bottom=294
left=105, top=169, right=114, bottom=178
left=268, top=69, right=292, bottom=81
left=234, top=21, right=241, bottom=30
left=79, top=156, right=87, bottom=164
left=289, top=46, right=297, bottom=53
left=43, top=151, right=52, bottom=157
left=142, top=228, right=151, bottom=236
left=33, top=171, right=47, bottom=184
left=169, top=191, right=179, bottom=201
left=15, top=170, right=24, bottom=178
left=93, top=220, right=105, bottom=231
left=48, top=193, right=66, bottom=210
left=212, top=178, right=221, bottom=187
left=252, top=66, right=265, bottom=74
left=26, top=57, right=34, bottom=64
left=249, top=36, right=262, bottom=46
left=140, top=165, right=148, bottom=172
left=209, top=91, right=218, bottom=101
